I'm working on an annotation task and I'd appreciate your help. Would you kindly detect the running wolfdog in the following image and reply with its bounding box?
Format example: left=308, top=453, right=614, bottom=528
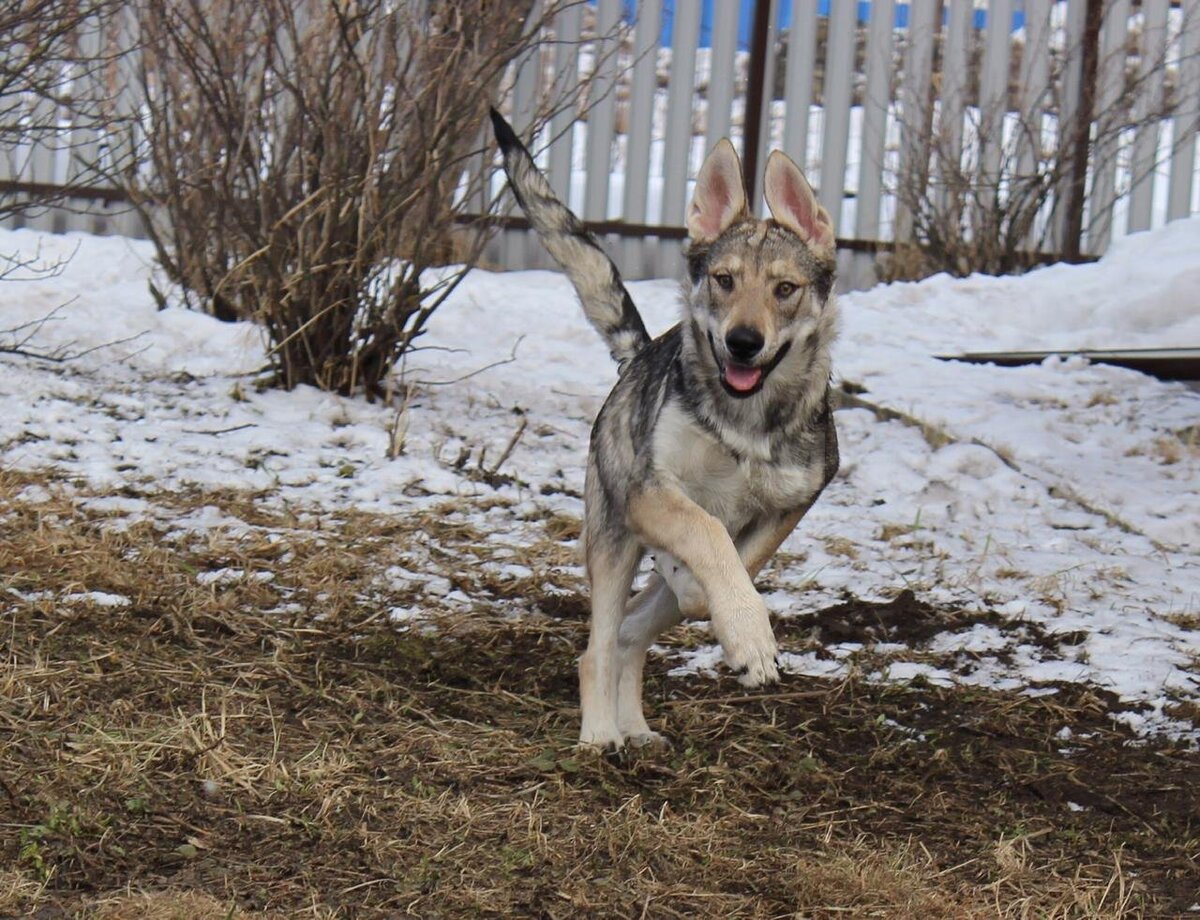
left=491, top=110, right=840, bottom=750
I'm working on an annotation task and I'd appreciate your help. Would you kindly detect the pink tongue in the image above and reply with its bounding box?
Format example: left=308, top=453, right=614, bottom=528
left=724, top=364, right=763, bottom=392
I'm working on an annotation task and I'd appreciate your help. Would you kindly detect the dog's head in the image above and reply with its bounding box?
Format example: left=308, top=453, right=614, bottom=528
left=684, top=140, right=837, bottom=399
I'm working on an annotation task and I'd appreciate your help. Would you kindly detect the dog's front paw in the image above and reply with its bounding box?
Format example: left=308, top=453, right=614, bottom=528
left=716, top=599, right=779, bottom=688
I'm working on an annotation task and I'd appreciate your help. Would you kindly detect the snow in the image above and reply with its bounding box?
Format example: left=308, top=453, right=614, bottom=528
left=2, top=220, right=1199, bottom=739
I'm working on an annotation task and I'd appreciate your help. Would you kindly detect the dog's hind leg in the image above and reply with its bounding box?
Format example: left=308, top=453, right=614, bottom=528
left=616, top=575, right=681, bottom=746
left=579, top=535, right=642, bottom=751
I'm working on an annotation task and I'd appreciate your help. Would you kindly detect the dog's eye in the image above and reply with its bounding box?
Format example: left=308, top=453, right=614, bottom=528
left=775, top=282, right=797, bottom=299
left=712, top=272, right=734, bottom=291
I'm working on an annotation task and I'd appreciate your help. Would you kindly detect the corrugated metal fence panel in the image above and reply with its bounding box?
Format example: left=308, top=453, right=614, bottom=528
left=1168, top=0, right=1200, bottom=222
left=1127, top=0, right=1170, bottom=233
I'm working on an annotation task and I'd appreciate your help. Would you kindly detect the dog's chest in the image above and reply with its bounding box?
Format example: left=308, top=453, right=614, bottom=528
left=651, top=404, right=822, bottom=530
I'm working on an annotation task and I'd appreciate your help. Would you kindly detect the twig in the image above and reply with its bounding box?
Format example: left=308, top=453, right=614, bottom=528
left=489, top=416, right=528, bottom=475
left=665, top=689, right=829, bottom=707
left=0, top=329, right=149, bottom=364
left=411, top=335, right=525, bottom=387
left=180, top=423, right=258, bottom=435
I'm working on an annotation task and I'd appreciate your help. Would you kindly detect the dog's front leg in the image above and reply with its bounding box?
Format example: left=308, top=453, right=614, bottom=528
left=628, top=485, right=779, bottom=687
left=654, top=505, right=814, bottom=617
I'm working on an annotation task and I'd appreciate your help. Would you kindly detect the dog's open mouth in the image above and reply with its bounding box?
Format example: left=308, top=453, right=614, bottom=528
left=723, top=362, right=763, bottom=393
left=708, top=332, right=792, bottom=399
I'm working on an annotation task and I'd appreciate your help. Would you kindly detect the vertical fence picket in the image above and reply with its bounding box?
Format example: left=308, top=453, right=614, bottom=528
left=704, top=0, right=741, bottom=154
left=856, top=0, right=894, bottom=243
left=817, top=0, right=854, bottom=227
left=621, top=0, right=662, bottom=278
left=781, top=0, right=818, bottom=170
left=504, top=0, right=543, bottom=268
left=1018, top=0, right=1052, bottom=247
left=656, top=0, right=701, bottom=277
left=979, top=0, right=1014, bottom=201
left=939, top=0, right=973, bottom=215
left=1167, top=0, right=1200, bottom=221
left=583, top=0, right=622, bottom=222
left=1127, top=0, right=1169, bottom=233
left=1086, top=0, right=1131, bottom=252
left=896, top=0, right=939, bottom=241
left=547, top=3, right=583, bottom=205
left=1054, top=0, right=1090, bottom=252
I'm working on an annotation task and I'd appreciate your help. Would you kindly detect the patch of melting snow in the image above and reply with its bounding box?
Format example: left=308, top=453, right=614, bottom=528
left=63, top=591, right=131, bottom=608
left=196, top=568, right=275, bottom=586
left=2, top=223, right=1199, bottom=738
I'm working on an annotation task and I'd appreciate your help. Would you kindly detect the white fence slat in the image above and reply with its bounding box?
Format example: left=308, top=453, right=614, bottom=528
left=979, top=0, right=1013, bottom=189
left=938, top=0, right=972, bottom=212
left=1017, top=0, right=1051, bottom=175
left=896, top=0, right=939, bottom=240
left=511, top=1, right=542, bottom=134
left=1168, top=0, right=1200, bottom=221
left=621, top=0, right=661, bottom=276
left=855, top=0, right=894, bottom=241
left=1018, top=0, right=1052, bottom=248
left=505, top=0, right=543, bottom=267
left=1127, top=0, right=1169, bottom=232
left=782, top=0, right=818, bottom=169
left=547, top=3, right=583, bottom=203
left=1086, top=0, right=1131, bottom=252
left=817, top=0, right=854, bottom=227
left=621, top=0, right=660, bottom=222
left=583, top=0, right=622, bottom=221
left=660, top=0, right=701, bottom=228
left=751, top=0, right=780, bottom=212
left=1053, top=0, right=1089, bottom=251
left=704, top=0, right=741, bottom=153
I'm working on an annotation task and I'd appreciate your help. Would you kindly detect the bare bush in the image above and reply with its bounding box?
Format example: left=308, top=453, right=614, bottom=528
left=119, top=0, right=573, bottom=397
left=0, top=0, right=118, bottom=222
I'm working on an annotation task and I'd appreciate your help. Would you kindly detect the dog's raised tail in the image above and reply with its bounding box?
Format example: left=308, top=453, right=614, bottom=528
left=490, top=109, right=649, bottom=369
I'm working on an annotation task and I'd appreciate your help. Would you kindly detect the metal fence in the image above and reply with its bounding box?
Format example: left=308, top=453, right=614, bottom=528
left=3, top=0, right=1199, bottom=290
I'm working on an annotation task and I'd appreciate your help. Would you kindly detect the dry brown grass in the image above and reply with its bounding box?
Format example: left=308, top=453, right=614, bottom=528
left=1, top=469, right=1196, bottom=918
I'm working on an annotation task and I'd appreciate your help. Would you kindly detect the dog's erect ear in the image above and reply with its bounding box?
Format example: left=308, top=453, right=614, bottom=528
left=687, top=139, right=748, bottom=243
left=764, top=150, right=835, bottom=252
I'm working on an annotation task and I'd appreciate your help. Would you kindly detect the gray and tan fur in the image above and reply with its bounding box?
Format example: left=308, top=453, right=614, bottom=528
left=491, top=109, right=840, bottom=750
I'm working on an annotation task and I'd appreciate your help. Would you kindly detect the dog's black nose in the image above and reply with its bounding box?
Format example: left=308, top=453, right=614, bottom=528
left=725, top=325, right=764, bottom=362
